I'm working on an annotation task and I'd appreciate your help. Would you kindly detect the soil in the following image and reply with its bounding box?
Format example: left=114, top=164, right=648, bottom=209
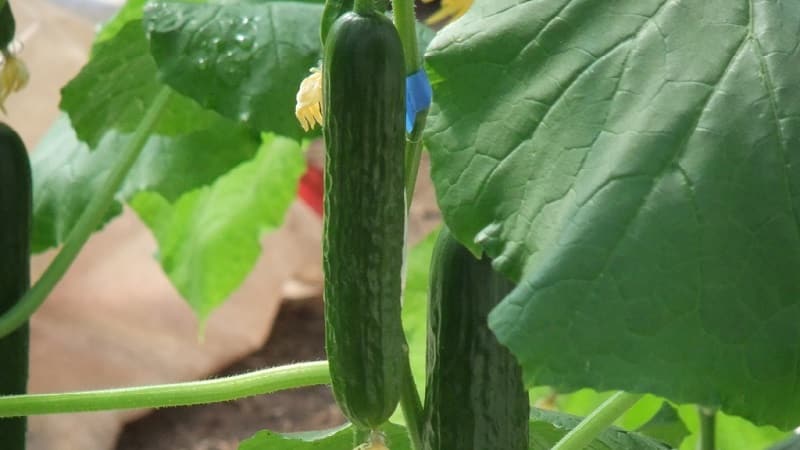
left=114, top=297, right=346, bottom=450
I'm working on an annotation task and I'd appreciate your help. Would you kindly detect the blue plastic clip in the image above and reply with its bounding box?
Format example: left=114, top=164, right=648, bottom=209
left=405, top=70, right=433, bottom=133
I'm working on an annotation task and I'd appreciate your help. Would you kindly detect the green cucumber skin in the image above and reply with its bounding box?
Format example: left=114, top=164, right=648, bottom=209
left=322, top=11, right=406, bottom=430
left=423, top=227, right=529, bottom=450
left=0, top=123, right=31, bottom=450
left=0, top=2, right=14, bottom=50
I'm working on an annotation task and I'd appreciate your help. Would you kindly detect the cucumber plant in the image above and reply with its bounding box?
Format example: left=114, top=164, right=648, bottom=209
left=0, top=0, right=798, bottom=450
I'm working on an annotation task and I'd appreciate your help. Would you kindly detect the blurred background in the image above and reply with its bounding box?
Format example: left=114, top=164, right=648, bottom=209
left=9, top=1, right=440, bottom=449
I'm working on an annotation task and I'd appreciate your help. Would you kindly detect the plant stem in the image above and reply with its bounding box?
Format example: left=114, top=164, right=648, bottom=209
left=354, top=0, right=374, bottom=15
left=404, top=109, right=428, bottom=204
left=391, top=3, right=426, bottom=449
left=399, top=344, right=424, bottom=450
left=551, top=392, right=643, bottom=450
left=392, top=0, right=420, bottom=73
left=698, top=406, right=716, bottom=450
left=0, top=361, right=330, bottom=417
left=0, top=88, right=172, bottom=340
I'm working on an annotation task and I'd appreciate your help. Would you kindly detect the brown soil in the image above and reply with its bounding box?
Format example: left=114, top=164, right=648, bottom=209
left=114, top=298, right=346, bottom=450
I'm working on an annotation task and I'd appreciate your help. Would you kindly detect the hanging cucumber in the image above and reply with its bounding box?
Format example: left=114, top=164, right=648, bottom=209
left=322, top=0, right=406, bottom=431
left=422, top=227, right=529, bottom=450
left=0, top=123, right=31, bottom=450
left=0, top=2, right=14, bottom=50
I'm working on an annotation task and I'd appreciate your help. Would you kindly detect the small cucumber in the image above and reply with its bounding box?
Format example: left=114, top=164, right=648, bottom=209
left=0, top=123, right=31, bottom=450
left=322, top=8, right=406, bottom=430
left=422, top=227, right=529, bottom=450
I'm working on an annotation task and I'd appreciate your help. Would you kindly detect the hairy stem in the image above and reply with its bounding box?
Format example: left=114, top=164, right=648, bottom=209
left=392, top=0, right=419, bottom=73
left=551, top=392, right=644, bottom=450
left=0, top=88, right=173, bottom=340
left=0, top=361, right=330, bottom=417
left=392, top=2, right=426, bottom=449
left=404, top=109, right=428, bottom=203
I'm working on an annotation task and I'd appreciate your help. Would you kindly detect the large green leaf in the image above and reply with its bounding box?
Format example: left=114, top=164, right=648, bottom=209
left=61, top=20, right=218, bottom=147
left=239, top=424, right=412, bottom=450
left=530, top=409, right=671, bottom=450
left=144, top=1, right=324, bottom=140
left=676, top=406, right=789, bottom=450
left=240, top=410, right=671, bottom=450
left=130, top=134, right=305, bottom=320
left=425, top=0, right=800, bottom=428
left=31, top=115, right=259, bottom=252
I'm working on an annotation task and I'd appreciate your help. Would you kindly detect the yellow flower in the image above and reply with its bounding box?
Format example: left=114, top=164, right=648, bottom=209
left=295, top=67, right=323, bottom=132
left=354, top=430, right=389, bottom=450
left=422, top=0, right=474, bottom=25
left=0, top=49, right=29, bottom=113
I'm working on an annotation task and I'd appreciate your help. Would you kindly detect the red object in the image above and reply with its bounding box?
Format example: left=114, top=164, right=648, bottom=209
left=298, top=165, right=324, bottom=217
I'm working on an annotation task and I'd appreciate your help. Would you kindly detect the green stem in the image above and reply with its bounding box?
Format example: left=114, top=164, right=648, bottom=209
left=551, top=392, right=643, bottom=450
left=698, top=406, right=716, bottom=450
left=404, top=109, right=428, bottom=204
left=391, top=3, right=426, bottom=449
left=354, top=0, right=374, bottom=14
left=0, top=361, right=330, bottom=417
left=0, top=88, right=172, bottom=340
left=399, top=344, right=424, bottom=450
left=392, top=0, right=420, bottom=73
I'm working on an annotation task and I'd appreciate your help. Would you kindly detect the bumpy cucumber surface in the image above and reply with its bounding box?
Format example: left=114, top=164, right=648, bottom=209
left=322, top=10, right=406, bottom=430
left=423, top=227, right=529, bottom=450
left=0, top=123, right=31, bottom=450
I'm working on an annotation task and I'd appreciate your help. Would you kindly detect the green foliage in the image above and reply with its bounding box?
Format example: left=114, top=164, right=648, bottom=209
left=240, top=409, right=672, bottom=450
left=144, top=1, right=324, bottom=139
left=30, top=115, right=259, bottom=253
left=239, top=424, right=412, bottom=450
left=61, top=21, right=218, bottom=148
left=635, top=403, right=690, bottom=449
left=676, top=406, right=789, bottom=450
left=425, top=0, right=800, bottom=429
left=131, top=134, right=305, bottom=320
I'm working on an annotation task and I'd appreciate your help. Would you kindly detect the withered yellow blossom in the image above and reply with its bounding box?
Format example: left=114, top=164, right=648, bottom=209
left=295, top=67, right=323, bottom=132
left=0, top=49, right=28, bottom=113
left=422, top=0, right=474, bottom=25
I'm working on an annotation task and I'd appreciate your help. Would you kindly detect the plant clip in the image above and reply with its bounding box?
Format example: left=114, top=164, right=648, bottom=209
left=405, top=69, right=432, bottom=133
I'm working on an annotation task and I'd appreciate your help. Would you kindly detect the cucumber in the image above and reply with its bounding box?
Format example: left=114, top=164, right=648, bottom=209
left=0, top=123, right=31, bottom=450
left=322, top=8, right=406, bottom=430
left=422, top=227, right=529, bottom=450
left=0, top=2, right=14, bottom=50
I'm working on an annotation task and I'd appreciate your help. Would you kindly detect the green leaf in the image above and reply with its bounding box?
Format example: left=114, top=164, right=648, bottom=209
left=130, top=134, right=305, bottom=320
left=144, top=1, right=324, bottom=139
left=676, top=406, right=789, bottom=450
left=239, top=423, right=412, bottom=450
left=95, top=0, right=148, bottom=44
left=767, top=434, right=800, bottom=450
left=61, top=20, right=218, bottom=148
left=31, top=114, right=259, bottom=252
left=239, top=411, right=670, bottom=450
left=425, top=0, right=800, bottom=428
left=636, top=403, right=690, bottom=449
left=530, top=408, right=671, bottom=450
